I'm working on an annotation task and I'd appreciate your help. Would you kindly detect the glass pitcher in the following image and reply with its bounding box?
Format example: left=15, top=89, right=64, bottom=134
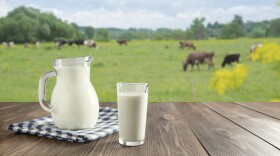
left=38, top=56, right=99, bottom=130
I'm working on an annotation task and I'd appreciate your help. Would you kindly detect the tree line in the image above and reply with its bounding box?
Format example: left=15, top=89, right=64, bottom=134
left=0, top=6, right=280, bottom=43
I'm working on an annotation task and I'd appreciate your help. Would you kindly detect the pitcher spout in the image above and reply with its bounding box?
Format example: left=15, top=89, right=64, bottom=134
left=54, top=55, right=93, bottom=67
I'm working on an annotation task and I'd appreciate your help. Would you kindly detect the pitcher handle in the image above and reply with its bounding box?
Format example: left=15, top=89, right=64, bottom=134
left=38, top=71, right=56, bottom=112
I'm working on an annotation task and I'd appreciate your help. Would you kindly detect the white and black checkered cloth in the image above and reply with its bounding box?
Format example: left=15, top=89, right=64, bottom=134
left=8, top=107, right=118, bottom=143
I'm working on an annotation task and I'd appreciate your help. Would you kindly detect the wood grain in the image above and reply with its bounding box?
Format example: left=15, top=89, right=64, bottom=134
left=1, top=102, right=280, bottom=155
left=175, top=102, right=280, bottom=156
left=0, top=102, right=208, bottom=156
left=0, top=102, right=23, bottom=111
left=55, top=103, right=208, bottom=156
left=202, top=102, right=280, bottom=149
left=234, top=102, right=280, bottom=120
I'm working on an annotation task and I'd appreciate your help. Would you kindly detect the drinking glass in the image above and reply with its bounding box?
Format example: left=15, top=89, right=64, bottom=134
left=117, top=82, right=149, bottom=146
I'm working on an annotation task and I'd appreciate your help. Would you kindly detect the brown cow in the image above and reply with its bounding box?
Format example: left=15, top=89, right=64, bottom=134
left=179, top=40, right=196, bottom=50
left=182, top=51, right=215, bottom=71
left=117, top=39, right=128, bottom=45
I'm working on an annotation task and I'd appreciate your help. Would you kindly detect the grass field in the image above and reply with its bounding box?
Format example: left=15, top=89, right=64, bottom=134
left=0, top=38, right=279, bottom=102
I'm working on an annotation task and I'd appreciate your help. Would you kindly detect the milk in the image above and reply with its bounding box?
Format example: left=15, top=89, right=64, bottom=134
left=118, top=92, right=148, bottom=142
left=50, top=67, right=99, bottom=130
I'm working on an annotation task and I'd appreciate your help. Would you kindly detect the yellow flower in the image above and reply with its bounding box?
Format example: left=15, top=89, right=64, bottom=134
left=271, top=99, right=280, bottom=102
left=210, top=64, right=248, bottom=95
left=251, top=43, right=280, bottom=63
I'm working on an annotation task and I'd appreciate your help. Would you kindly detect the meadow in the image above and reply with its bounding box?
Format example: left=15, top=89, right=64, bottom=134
left=0, top=38, right=279, bottom=102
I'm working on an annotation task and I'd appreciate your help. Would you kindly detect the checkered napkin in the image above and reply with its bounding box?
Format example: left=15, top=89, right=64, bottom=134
left=8, top=107, right=118, bottom=143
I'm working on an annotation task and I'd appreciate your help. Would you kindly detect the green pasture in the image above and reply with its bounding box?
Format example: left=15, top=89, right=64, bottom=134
left=0, top=38, right=279, bottom=102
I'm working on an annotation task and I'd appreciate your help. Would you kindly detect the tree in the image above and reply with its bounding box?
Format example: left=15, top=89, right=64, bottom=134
left=170, top=29, right=185, bottom=40
left=206, top=21, right=224, bottom=38
left=268, top=18, right=280, bottom=37
left=95, top=28, right=109, bottom=41
left=71, top=23, right=85, bottom=39
left=190, top=17, right=206, bottom=40
left=185, top=28, right=194, bottom=39
left=220, top=15, right=245, bottom=39
left=152, top=28, right=172, bottom=40
left=84, top=26, right=94, bottom=39
left=249, top=27, right=266, bottom=38
left=231, top=15, right=245, bottom=37
left=0, top=6, right=83, bottom=42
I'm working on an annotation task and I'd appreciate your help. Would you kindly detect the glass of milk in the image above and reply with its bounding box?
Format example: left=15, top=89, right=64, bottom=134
left=117, top=82, right=149, bottom=146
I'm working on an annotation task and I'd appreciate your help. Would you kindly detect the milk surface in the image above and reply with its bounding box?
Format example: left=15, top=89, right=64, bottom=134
left=118, top=92, right=148, bottom=141
left=50, top=67, right=99, bottom=130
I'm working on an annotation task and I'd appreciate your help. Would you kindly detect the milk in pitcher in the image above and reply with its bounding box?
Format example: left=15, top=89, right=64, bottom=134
left=38, top=56, right=99, bottom=130
left=51, top=67, right=99, bottom=129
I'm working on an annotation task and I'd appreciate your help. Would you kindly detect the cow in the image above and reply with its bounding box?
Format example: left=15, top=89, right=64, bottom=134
left=68, top=40, right=74, bottom=46
left=2, top=42, right=8, bottom=47
left=117, top=39, right=128, bottom=45
left=179, top=40, right=196, bottom=50
left=34, top=41, right=40, bottom=48
left=250, top=43, right=263, bottom=54
left=249, top=43, right=263, bottom=60
left=84, top=40, right=97, bottom=48
left=72, top=40, right=84, bottom=47
left=2, top=41, right=14, bottom=48
left=8, top=41, right=15, bottom=47
left=182, top=51, right=215, bottom=72
left=221, top=53, right=241, bottom=67
left=24, top=42, right=29, bottom=48
left=55, top=39, right=68, bottom=49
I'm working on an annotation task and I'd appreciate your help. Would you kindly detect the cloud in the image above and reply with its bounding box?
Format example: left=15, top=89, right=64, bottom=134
left=71, top=9, right=186, bottom=29
left=0, top=0, right=11, bottom=17
left=62, top=5, right=280, bottom=29
left=20, top=4, right=68, bottom=22
left=0, top=1, right=279, bottom=29
left=177, top=5, right=280, bottom=25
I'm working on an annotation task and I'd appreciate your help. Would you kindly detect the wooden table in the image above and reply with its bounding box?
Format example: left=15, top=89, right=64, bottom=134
left=1, top=102, right=280, bottom=156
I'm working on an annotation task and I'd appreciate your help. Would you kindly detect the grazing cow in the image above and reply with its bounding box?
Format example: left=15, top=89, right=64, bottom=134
left=2, top=42, right=8, bottom=47
left=24, top=42, right=29, bottom=48
left=250, top=44, right=263, bottom=54
left=182, top=51, right=215, bottom=71
left=179, top=40, right=196, bottom=50
left=221, top=53, right=241, bottom=67
left=249, top=43, right=263, bottom=60
left=2, top=41, right=14, bottom=48
left=68, top=40, right=74, bottom=46
left=55, top=39, right=68, bottom=48
left=8, top=41, right=15, bottom=47
left=73, top=40, right=84, bottom=47
left=117, top=39, right=128, bottom=45
left=34, top=41, right=40, bottom=48
left=84, top=40, right=97, bottom=48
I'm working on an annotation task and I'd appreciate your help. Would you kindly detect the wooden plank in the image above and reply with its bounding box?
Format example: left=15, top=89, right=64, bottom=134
left=0, top=103, right=42, bottom=121
left=0, top=102, right=208, bottom=156
left=234, top=102, right=280, bottom=120
left=0, top=109, right=49, bottom=137
left=0, top=102, right=23, bottom=111
left=56, top=103, right=208, bottom=156
left=202, top=102, right=280, bottom=150
left=0, top=102, right=49, bottom=136
left=175, top=102, right=280, bottom=156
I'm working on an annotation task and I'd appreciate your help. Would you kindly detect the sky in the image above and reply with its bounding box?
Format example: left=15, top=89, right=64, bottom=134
left=0, top=0, right=280, bottom=29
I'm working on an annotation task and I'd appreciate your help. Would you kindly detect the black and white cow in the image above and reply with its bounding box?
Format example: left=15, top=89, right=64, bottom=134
left=221, top=53, right=241, bottom=67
